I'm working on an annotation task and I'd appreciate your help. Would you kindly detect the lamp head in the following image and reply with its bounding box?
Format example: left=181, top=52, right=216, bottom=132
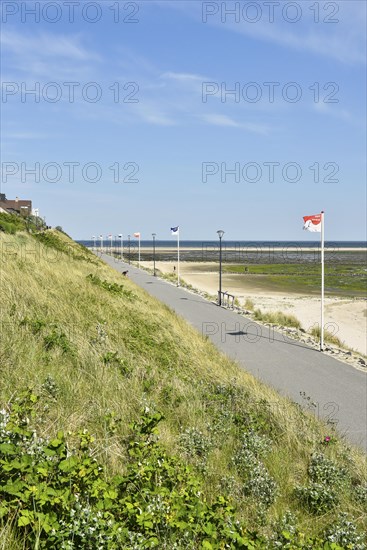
left=152, top=233, right=156, bottom=238
left=217, top=230, right=225, bottom=239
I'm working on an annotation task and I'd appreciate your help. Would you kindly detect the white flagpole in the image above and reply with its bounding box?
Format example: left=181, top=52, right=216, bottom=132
left=177, top=229, right=180, bottom=287
left=320, top=211, right=325, bottom=351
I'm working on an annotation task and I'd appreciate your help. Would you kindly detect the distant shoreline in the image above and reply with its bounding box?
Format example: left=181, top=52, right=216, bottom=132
left=87, top=246, right=367, bottom=253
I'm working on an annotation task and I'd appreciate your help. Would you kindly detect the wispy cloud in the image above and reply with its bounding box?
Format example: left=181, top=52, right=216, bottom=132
left=1, top=29, right=98, bottom=61
left=1, top=29, right=100, bottom=79
left=162, top=72, right=210, bottom=83
left=133, top=103, right=176, bottom=126
left=201, top=114, right=239, bottom=127
left=201, top=114, right=270, bottom=134
left=155, top=0, right=366, bottom=66
left=313, top=102, right=364, bottom=128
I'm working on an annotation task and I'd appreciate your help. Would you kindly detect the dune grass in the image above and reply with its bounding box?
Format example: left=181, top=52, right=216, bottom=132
left=0, top=227, right=366, bottom=548
left=310, top=325, right=343, bottom=347
left=253, top=308, right=302, bottom=329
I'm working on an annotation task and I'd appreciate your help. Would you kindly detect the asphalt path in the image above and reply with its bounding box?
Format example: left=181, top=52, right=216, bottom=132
left=99, top=253, right=367, bottom=452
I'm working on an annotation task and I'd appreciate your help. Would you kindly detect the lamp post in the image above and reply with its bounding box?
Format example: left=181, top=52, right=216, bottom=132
left=128, top=235, right=131, bottom=264
left=118, top=234, right=123, bottom=260
left=217, top=230, right=225, bottom=306
left=152, top=233, right=156, bottom=276
left=92, top=235, right=96, bottom=251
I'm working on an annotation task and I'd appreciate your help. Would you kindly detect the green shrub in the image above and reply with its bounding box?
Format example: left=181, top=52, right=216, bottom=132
left=102, top=351, right=132, bottom=377
left=86, top=273, right=135, bottom=299
left=0, top=391, right=260, bottom=549
left=0, top=389, right=363, bottom=549
left=324, top=513, right=366, bottom=550
left=19, top=317, right=73, bottom=355
left=233, top=431, right=277, bottom=508
left=43, top=328, right=73, bottom=355
left=0, top=220, right=16, bottom=234
left=295, top=453, right=346, bottom=514
left=355, top=483, right=367, bottom=505
left=33, top=231, right=96, bottom=263
left=19, top=316, right=47, bottom=335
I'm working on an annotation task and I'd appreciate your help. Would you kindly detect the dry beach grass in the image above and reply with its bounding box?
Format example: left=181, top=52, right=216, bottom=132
left=0, top=229, right=366, bottom=547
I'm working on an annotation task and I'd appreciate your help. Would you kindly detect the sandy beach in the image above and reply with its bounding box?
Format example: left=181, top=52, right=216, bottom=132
left=142, top=261, right=367, bottom=356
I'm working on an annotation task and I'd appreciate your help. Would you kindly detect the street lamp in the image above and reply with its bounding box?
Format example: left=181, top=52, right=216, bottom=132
left=128, top=235, right=131, bottom=264
left=217, top=230, right=225, bottom=306
left=152, top=233, right=156, bottom=276
left=92, top=235, right=96, bottom=251
left=118, top=234, right=123, bottom=260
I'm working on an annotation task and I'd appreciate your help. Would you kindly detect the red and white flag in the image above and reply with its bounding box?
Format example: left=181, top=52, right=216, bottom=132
left=303, top=214, right=322, bottom=232
left=133, top=232, right=140, bottom=238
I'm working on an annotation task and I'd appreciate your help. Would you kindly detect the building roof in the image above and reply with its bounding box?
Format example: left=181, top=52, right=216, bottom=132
left=0, top=198, right=32, bottom=214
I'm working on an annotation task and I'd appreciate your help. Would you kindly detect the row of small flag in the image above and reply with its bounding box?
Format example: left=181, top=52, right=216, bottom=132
left=94, top=213, right=321, bottom=241
left=93, top=228, right=180, bottom=240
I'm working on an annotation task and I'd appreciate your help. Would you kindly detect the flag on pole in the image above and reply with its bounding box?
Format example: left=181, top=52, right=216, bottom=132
left=170, top=226, right=180, bottom=286
left=302, top=212, right=325, bottom=351
left=303, top=214, right=322, bottom=232
left=134, top=233, right=141, bottom=267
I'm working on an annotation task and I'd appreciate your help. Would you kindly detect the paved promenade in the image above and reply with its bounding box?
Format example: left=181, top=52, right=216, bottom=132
left=100, top=254, right=367, bottom=452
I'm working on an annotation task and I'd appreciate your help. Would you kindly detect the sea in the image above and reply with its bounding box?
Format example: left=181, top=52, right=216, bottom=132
left=77, top=240, right=367, bottom=265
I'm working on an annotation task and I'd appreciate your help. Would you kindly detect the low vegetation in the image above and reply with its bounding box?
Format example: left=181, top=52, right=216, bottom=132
left=253, top=308, right=302, bottom=329
left=244, top=298, right=255, bottom=311
left=0, top=212, right=42, bottom=235
left=310, top=326, right=343, bottom=347
left=0, top=219, right=366, bottom=548
left=223, top=263, right=367, bottom=297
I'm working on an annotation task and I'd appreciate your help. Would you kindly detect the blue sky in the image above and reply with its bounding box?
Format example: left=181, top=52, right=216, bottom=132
left=1, top=0, right=366, bottom=240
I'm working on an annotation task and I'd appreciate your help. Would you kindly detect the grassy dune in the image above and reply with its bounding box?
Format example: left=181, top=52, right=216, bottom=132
left=0, top=227, right=366, bottom=549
